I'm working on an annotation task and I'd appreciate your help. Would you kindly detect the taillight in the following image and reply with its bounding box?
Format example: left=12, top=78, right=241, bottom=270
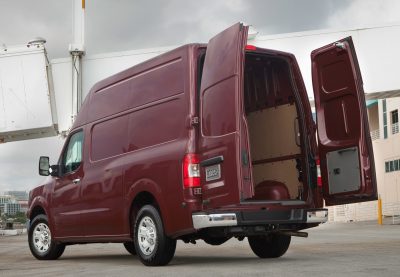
left=316, top=159, right=322, bottom=187
left=183, top=154, right=200, bottom=188
left=245, top=45, right=257, bottom=51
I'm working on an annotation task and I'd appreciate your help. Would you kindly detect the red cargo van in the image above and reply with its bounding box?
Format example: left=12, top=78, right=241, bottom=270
left=28, top=23, right=377, bottom=266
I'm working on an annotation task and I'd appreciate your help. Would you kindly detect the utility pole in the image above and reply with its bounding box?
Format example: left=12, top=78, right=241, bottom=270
left=69, top=0, right=86, bottom=123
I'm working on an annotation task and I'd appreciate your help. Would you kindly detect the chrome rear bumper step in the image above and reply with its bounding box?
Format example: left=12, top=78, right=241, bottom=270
left=192, top=208, right=328, bottom=230
left=192, top=213, right=237, bottom=229
left=306, top=210, right=328, bottom=223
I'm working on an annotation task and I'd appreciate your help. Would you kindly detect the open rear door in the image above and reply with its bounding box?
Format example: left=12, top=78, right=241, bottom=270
left=199, top=23, right=252, bottom=208
left=312, top=37, right=377, bottom=206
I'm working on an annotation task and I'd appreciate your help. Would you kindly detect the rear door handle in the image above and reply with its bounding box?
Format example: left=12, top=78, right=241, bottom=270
left=200, top=155, right=224, bottom=167
left=72, top=178, right=81, bottom=184
left=338, top=147, right=357, bottom=154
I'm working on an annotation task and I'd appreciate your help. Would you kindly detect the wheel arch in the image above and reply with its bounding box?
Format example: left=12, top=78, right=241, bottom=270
left=28, top=196, right=49, bottom=220
left=30, top=205, right=47, bottom=220
left=28, top=196, right=57, bottom=234
left=128, top=190, right=163, bottom=238
left=126, top=178, right=175, bottom=236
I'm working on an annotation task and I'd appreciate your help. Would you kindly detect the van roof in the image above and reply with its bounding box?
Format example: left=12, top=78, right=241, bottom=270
left=72, top=43, right=206, bottom=129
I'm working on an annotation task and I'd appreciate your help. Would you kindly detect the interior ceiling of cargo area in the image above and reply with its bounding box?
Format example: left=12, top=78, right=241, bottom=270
left=244, top=53, right=305, bottom=201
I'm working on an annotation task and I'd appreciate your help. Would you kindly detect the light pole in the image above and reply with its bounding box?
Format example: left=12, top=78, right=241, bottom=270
left=69, top=0, right=86, bottom=123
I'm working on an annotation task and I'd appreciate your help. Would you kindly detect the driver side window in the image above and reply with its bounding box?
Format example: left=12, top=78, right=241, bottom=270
left=62, top=131, right=84, bottom=175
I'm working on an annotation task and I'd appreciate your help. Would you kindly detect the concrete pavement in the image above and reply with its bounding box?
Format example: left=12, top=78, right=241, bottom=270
left=0, top=221, right=399, bottom=276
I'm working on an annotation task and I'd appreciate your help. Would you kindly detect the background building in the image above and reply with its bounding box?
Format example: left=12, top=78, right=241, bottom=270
left=0, top=195, right=13, bottom=215
left=6, top=191, right=28, bottom=201
left=4, top=203, right=21, bottom=216
left=329, top=97, right=400, bottom=222
left=373, top=98, right=400, bottom=215
left=0, top=194, right=22, bottom=215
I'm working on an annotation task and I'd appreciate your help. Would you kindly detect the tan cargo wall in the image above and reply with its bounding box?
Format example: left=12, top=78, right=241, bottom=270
left=247, top=104, right=301, bottom=199
left=252, top=161, right=301, bottom=199
left=247, top=104, right=300, bottom=161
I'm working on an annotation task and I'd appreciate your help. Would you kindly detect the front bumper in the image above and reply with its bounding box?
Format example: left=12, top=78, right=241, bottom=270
left=192, top=208, right=328, bottom=230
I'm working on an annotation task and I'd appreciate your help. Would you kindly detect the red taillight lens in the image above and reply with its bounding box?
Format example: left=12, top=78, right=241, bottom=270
left=183, top=154, right=200, bottom=188
left=245, top=45, right=257, bottom=51
left=316, top=159, right=322, bottom=187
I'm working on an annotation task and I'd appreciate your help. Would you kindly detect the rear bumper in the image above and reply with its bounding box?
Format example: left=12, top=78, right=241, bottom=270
left=192, top=208, right=328, bottom=230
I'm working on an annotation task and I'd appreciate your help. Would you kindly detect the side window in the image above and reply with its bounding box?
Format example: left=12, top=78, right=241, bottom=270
left=62, top=131, right=84, bottom=175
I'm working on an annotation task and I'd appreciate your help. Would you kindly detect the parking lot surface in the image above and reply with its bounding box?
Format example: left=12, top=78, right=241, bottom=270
left=1, top=221, right=399, bottom=277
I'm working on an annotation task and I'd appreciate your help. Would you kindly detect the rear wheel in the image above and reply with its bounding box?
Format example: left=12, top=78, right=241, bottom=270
left=123, top=242, right=136, bottom=255
left=28, top=214, right=65, bottom=260
left=248, top=233, right=291, bottom=258
left=134, top=205, right=176, bottom=266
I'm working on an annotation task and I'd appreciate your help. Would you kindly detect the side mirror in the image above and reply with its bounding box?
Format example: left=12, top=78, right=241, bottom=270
left=39, top=157, right=60, bottom=177
left=39, top=156, right=50, bottom=176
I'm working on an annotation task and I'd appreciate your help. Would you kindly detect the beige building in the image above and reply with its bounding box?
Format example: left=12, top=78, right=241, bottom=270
left=328, top=97, right=400, bottom=222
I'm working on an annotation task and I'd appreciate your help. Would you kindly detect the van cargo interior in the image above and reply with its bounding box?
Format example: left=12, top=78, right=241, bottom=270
left=244, top=53, right=306, bottom=202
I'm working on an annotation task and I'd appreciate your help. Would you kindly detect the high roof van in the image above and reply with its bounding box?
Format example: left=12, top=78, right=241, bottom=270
left=28, top=23, right=377, bottom=266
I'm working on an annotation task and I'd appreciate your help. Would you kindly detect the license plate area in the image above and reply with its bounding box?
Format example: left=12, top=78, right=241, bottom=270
left=205, top=164, right=221, bottom=182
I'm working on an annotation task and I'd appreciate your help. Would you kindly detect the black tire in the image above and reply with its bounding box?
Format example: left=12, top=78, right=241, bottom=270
left=248, top=233, right=291, bottom=258
left=134, top=205, right=176, bottom=266
left=123, top=242, right=137, bottom=255
left=28, top=214, right=65, bottom=260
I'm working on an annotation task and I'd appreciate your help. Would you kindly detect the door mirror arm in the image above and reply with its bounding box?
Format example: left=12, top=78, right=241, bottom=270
left=50, top=165, right=61, bottom=177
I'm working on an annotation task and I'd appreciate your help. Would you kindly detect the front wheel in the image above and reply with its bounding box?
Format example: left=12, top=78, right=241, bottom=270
left=248, top=233, right=291, bottom=258
left=134, top=205, right=176, bottom=266
left=28, top=214, right=65, bottom=260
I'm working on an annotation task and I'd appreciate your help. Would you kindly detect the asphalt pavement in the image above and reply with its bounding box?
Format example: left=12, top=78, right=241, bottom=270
left=0, top=220, right=399, bottom=277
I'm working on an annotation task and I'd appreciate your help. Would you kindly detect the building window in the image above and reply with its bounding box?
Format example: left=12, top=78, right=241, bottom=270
left=390, top=161, right=395, bottom=171
left=385, top=159, right=400, bottom=173
left=383, top=99, right=388, bottom=139
left=391, top=109, right=399, bottom=134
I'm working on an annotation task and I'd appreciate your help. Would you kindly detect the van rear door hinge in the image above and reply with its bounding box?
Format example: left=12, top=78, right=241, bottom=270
left=191, top=116, right=199, bottom=126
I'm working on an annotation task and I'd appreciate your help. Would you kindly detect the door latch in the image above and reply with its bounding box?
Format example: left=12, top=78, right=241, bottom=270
left=333, top=168, right=341, bottom=175
left=190, top=116, right=199, bottom=126
left=334, top=42, right=346, bottom=50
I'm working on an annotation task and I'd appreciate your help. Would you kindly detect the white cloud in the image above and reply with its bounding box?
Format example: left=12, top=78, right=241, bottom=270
left=0, top=136, right=64, bottom=192
left=327, top=0, right=400, bottom=29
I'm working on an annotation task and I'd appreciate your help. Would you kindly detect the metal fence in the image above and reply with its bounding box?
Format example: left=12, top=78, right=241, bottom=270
left=0, top=228, right=26, bottom=236
left=391, top=122, right=399, bottom=135
left=383, top=201, right=400, bottom=224
left=370, top=129, right=380, bottom=140
left=327, top=200, right=400, bottom=224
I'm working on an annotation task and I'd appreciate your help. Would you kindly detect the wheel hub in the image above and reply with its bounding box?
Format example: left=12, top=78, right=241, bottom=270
left=137, top=216, right=157, bottom=255
left=33, top=223, right=51, bottom=253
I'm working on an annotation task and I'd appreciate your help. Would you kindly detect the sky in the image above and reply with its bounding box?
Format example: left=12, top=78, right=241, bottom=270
left=0, top=0, right=400, bottom=192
